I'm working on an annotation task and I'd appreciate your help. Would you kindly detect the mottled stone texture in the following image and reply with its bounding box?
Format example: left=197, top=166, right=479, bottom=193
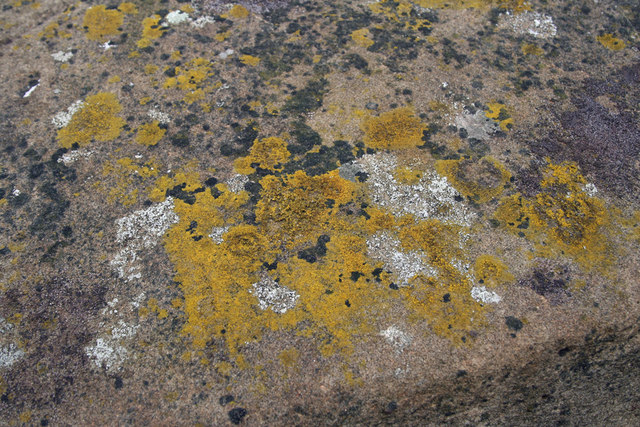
left=0, top=0, right=639, bottom=425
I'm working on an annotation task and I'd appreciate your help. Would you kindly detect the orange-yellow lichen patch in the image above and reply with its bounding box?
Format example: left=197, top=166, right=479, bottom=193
left=83, top=5, right=124, bottom=42
left=351, top=28, right=374, bottom=48
left=521, top=42, right=543, bottom=55
left=148, top=161, right=203, bottom=202
left=435, top=157, right=511, bottom=203
left=399, top=219, right=484, bottom=342
left=117, top=2, right=138, bottom=14
left=98, top=157, right=160, bottom=206
left=223, top=4, right=249, bottom=19
left=596, top=33, right=626, bottom=51
left=135, top=121, right=166, bottom=146
left=368, top=1, right=431, bottom=33
left=495, top=161, right=611, bottom=270
left=256, top=170, right=356, bottom=248
left=412, top=0, right=530, bottom=11
left=56, top=92, right=125, bottom=148
left=39, top=22, right=72, bottom=39
left=361, top=107, right=427, bottom=149
left=163, top=57, right=213, bottom=91
left=474, top=255, right=513, bottom=286
left=485, top=102, right=513, bottom=131
left=234, top=137, right=290, bottom=174
left=240, top=54, right=261, bottom=66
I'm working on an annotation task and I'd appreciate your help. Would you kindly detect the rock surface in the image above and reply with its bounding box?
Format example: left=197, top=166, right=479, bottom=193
left=0, top=0, right=639, bottom=425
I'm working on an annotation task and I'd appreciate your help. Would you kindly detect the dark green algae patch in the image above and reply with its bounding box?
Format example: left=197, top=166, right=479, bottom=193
left=1, top=0, right=640, bottom=425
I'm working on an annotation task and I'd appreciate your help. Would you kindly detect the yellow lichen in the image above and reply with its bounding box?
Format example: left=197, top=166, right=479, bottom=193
left=163, top=57, right=213, bottom=91
left=351, top=28, right=374, bottom=48
left=240, top=54, right=261, bottom=66
left=361, top=107, right=427, bottom=149
left=224, top=4, right=249, bottom=19
left=117, top=2, right=138, bottom=14
left=83, top=5, right=124, bottom=42
left=256, top=170, right=355, bottom=248
left=494, top=160, right=611, bottom=270
left=474, top=255, right=513, bottom=286
left=56, top=92, right=125, bottom=149
left=485, top=102, right=513, bottom=131
left=521, top=42, right=543, bottom=56
left=135, top=121, right=166, bottom=146
left=98, top=157, right=160, bottom=206
left=234, top=137, right=290, bottom=174
left=435, top=157, right=511, bottom=203
left=597, top=33, right=626, bottom=51
left=399, top=219, right=484, bottom=342
left=394, top=166, right=423, bottom=185
left=144, top=64, right=159, bottom=75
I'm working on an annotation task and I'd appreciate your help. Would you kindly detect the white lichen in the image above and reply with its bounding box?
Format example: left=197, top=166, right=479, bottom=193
left=52, top=100, right=84, bottom=129
left=147, top=108, right=171, bottom=124
left=57, top=148, right=94, bottom=165
left=500, top=11, right=557, bottom=39
left=52, top=50, right=74, bottom=62
left=380, top=326, right=412, bottom=351
left=164, top=10, right=191, bottom=26
left=367, top=231, right=437, bottom=286
left=250, top=275, right=299, bottom=314
left=209, top=225, right=230, bottom=244
left=226, top=174, right=249, bottom=193
left=0, top=343, right=25, bottom=369
left=191, top=16, right=216, bottom=28
left=218, top=48, right=235, bottom=59
left=85, top=320, right=138, bottom=371
left=353, top=152, right=475, bottom=226
left=471, top=286, right=502, bottom=304
left=111, top=198, right=178, bottom=281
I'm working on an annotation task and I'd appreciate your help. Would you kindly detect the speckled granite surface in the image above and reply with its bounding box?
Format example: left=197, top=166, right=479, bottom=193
left=0, top=0, right=639, bottom=425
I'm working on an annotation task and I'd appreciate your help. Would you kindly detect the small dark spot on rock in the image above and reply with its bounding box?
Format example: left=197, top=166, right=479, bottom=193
left=228, top=407, right=247, bottom=424
left=114, top=376, right=123, bottom=389
left=505, top=316, right=523, bottom=332
left=558, top=347, right=571, bottom=357
left=383, top=401, right=397, bottom=414
left=219, top=394, right=234, bottom=406
left=443, top=293, right=451, bottom=303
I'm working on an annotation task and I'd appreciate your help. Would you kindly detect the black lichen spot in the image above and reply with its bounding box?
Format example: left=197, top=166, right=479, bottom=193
left=350, top=271, right=363, bottom=282
left=558, top=347, right=572, bottom=357
left=228, top=407, right=247, bottom=424
left=383, top=401, right=398, bottom=414
left=204, top=177, right=218, bottom=187
left=219, top=394, right=234, bottom=406
left=166, top=183, right=196, bottom=205
left=283, top=78, right=328, bottom=114
left=289, top=121, right=321, bottom=155
left=443, top=293, right=451, bottom=303
left=114, top=376, right=123, bottom=389
left=344, top=299, right=351, bottom=307
left=298, top=234, right=330, bottom=263
left=170, top=132, right=190, bottom=147
left=505, top=316, right=523, bottom=332
left=389, top=283, right=399, bottom=290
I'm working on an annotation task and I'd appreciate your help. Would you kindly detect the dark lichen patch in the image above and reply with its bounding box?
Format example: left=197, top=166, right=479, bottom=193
left=505, top=316, right=523, bottom=332
left=520, top=263, right=571, bottom=305
left=283, top=78, right=329, bottom=114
